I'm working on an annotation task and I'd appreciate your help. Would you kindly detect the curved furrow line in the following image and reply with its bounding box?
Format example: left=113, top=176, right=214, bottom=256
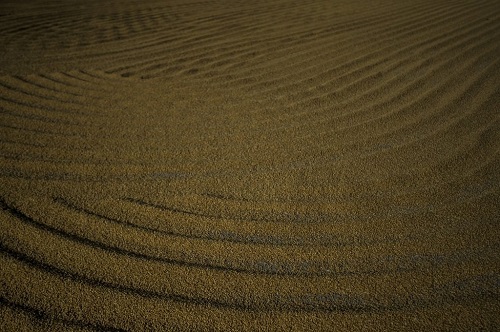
left=301, top=49, right=498, bottom=152
left=0, top=138, right=220, bottom=168
left=75, top=70, right=135, bottom=85
left=238, top=19, right=496, bottom=103
left=3, top=207, right=496, bottom=314
left=0, top=79, right=116, bottom=124
left=118, top=191, right=478, bottom=236
left=56, top=72, right=116, bottom=93
left=0, top=94, right=90, bottom=117
left=103, top=26, right=305, bottom=76
left=1, top=0, right=499, bottom=329
left=0, top=16, right=61, bottom=36
left=122, top=188, right=346, bottom=215
left=54, top=196, right=304, bottom=248
left=262, top=10, right=500, bottom=113
left=56, top=195, right=412, bottom=249
left=0, top=123, right=80, bottom=140
left=0, top=151, right=150, bottom=168
left=2, top=232, right=497, bottom=315
left=392, top=152, right=499, bottom=211
left=0, top=80, right=90, bottom=107
left=236, top=4, right=498, bottom=112
left=284, top=0, right=482, bottom=44
left=0, top=145, right=129, bottom=169
left=56, top=24, right=219, bottom=66
left=60, top=71, right=103, bottom=85
left=230, top=1, right=485, bottom=83
left=1, top=72, right=108, bottom=101
left=0, top=112, right=95, bottom=140
left=0, top=9, right=117, bottom=34
left=0, top=107, right=80, bottom=126
left=2, top=246, right=499, bottom=332
left=363, top=121, right=499, bottom=193
left=312, top=46, right=500, bottom=159
left=108, top=0, right=475, bottom=78
left=0, top=8, right=182, bottom=51
left=0, top=250, right=414, bottom=316
left=120, top=186, right=377, bottom=219
left=84, top=17, right=332, bottom=73
left=0, top=198, right=277, bottom=278
left=385, top=114, right=500, bottom=188
left=122, top=196, right=339, bottom=225
left=0, top=158, right=167, bottom=183
left=292, top=115, right=499, bottom=211
left=87, top=2, right=426, bottom=77
left=208, top=0, right=468, bottom=52
left=225, top=46, right=496, bottom=169
left=284, top=29, right=500, bottom=146
left=316, top=144, right=498, bottom=211
left=206, top=35, right=486, bottom=117
left=247, top=18, right=499, bottom=134
left=56, top=6, right=298, bottom=66
left=37, top=74, right=105, bottom=98
left=352, top=121, right=499, bottom=197
left=206, top=0, right=493, bottom=92
left=1, top=195, right=463, bottom=280
left=0, top=297, right=126, bottom=332
left=0, top=246, right=252, bottom=312
left=364, top=60, right=500, bottom=163
left=100, top=0, right=455, bottom=75
left=1, top=200, right=438, bottom=298
left=0, top=171, right=134, bottom=183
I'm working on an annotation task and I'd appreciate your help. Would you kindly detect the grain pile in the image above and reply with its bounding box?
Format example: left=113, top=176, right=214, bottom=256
left=0, top=0, right=499, bottom=331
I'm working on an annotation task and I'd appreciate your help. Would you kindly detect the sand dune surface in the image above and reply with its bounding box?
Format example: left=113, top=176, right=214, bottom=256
left=1, top=0, right=499, bottom=331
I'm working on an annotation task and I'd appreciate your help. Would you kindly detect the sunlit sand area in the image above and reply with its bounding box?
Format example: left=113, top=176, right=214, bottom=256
left=1, top=0, right=499, bottom=330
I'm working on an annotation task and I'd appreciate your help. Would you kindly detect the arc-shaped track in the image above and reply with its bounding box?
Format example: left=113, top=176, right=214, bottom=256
left=0, top=0, right=499, bottom=331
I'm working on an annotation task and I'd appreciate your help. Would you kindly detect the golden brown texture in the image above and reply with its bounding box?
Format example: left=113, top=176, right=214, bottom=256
left=0, top=0, right=499, bottom=331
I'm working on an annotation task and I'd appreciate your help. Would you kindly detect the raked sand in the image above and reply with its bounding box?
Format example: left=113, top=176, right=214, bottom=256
left=0, top=0, right=499, bottom=331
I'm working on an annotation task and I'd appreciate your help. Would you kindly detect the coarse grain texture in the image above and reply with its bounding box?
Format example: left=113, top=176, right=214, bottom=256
left=0, top=0, right=499, bottom=331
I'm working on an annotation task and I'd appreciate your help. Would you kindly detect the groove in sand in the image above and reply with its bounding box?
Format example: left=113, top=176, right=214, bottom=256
left=1, top=0, right=499, bottom=331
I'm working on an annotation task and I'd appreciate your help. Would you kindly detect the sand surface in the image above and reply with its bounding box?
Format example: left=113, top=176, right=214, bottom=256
left=1, top=0, right=499, bottom=331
